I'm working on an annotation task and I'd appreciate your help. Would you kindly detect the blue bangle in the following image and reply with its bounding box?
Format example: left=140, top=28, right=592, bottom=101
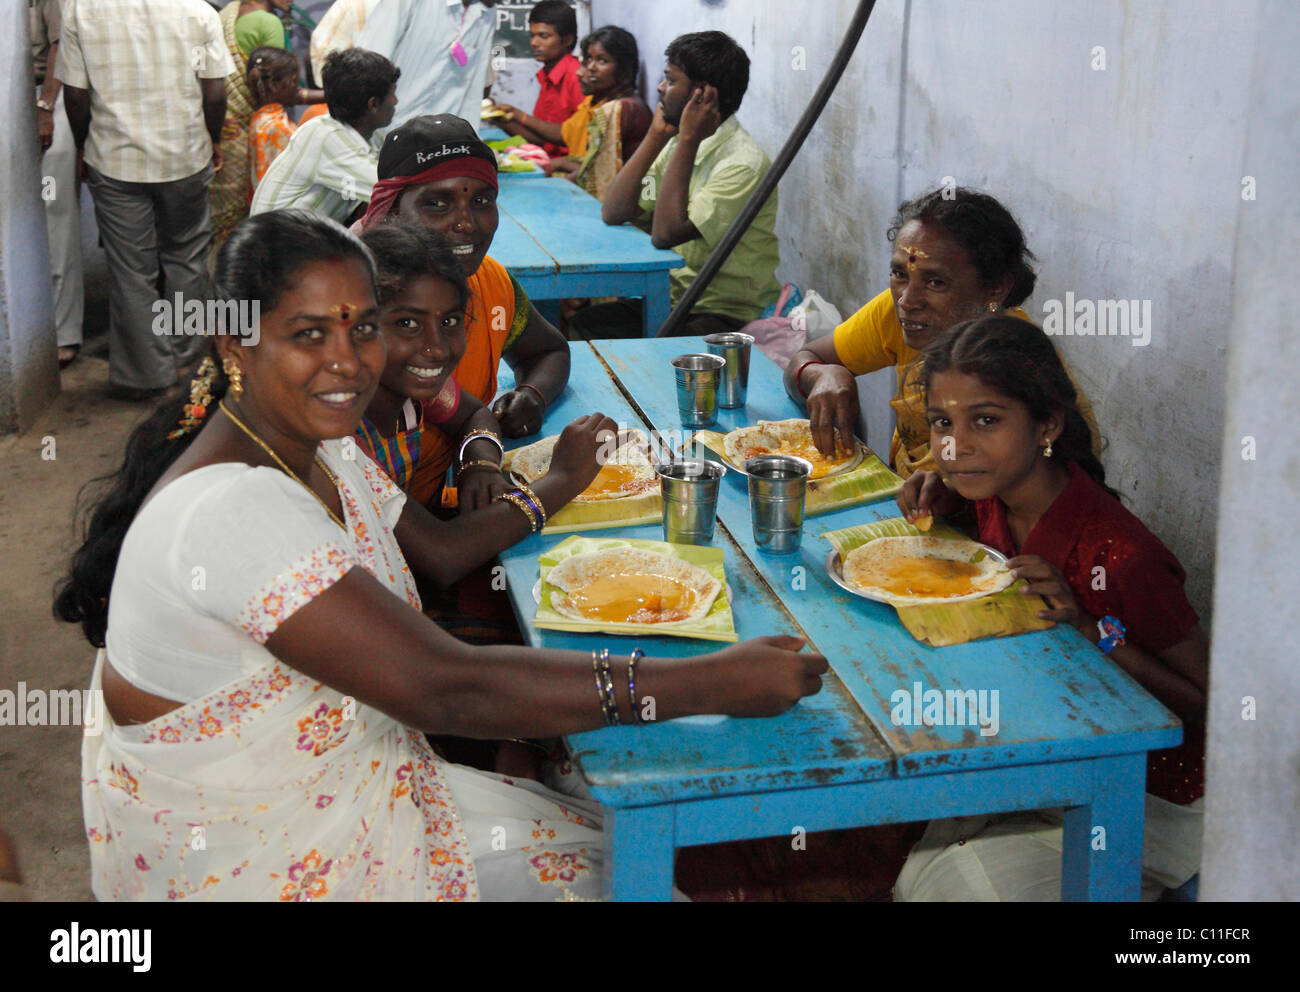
left=1097, top=615, right=1127, bottom=654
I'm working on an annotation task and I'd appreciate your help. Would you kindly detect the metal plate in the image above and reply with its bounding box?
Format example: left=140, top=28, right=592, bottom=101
left=824, top=542, right=1011, bottom=606
left=683, top=432, right=866, bottom=479
left=533, top=579, right=733, bottom=606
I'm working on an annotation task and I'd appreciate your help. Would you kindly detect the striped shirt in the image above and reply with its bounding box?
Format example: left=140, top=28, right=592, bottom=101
left=55, top=0, right=233, bottom=183
left=249, top=114, right=378, bottom=223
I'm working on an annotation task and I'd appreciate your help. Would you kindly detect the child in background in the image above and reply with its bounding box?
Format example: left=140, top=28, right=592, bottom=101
left=491, top=0, right=583, bottom=156
left=246, top=47, right=316, bottom=191
left=357, top=222, right=511, bottom=512
left=894, top=315, right=1209, bottom=901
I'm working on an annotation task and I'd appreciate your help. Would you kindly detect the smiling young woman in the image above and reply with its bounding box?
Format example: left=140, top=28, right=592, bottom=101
left=360, top=115, right=575, bottom=504
left=54, top=208, right=827, bottom=901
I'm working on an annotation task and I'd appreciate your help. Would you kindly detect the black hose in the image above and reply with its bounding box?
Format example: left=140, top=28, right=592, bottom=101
left=654, top=0, right=878, bottom=337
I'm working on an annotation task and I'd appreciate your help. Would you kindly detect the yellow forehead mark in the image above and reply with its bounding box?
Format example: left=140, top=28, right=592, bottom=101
left=900, top=243, right=929, bottom=272
left=329, top=303, right=360, bottom=322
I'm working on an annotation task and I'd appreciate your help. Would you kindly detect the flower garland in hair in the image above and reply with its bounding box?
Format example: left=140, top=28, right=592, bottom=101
left=167, top=357, right=218, bottom=440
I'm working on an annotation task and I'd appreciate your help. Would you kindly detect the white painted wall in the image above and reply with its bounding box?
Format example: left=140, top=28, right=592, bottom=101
left=0, top=0, right=59, bottom=433
left=1200, top=0, right=1300, bottom=902
left=589, top=0, right=1268, bottom=625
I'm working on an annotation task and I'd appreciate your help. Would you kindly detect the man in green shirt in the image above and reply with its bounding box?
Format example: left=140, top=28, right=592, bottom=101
left=571, top=30, right=781, bottom=339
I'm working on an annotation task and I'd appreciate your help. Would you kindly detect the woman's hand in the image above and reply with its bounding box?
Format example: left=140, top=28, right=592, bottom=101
left=897, top=469, right=964, bottom=523
left=1007, top=555, right=1090, bottom=630
left=547, top=412, right=619, bottom=492
left=458, top=464, right=511, bottom=512
left=804, top=364, right=860, bottom=458
left=492, top=387, right=545, bottom=437
left=705, top=635, right=828, bottom=718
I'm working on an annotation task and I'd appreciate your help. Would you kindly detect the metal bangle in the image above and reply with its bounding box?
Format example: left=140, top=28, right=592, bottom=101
left=458, top=428, right=504, bottom=464
left=627, top=648, right=645, bottom=725
left=516, top=382, right=548, bottom=411
left=495, top=491, right=539, bottom=532
left=459, top=458, right=503, bottom=478
left=598, top=648, right=620, bottom=727
left=592, top=649, right=613, bottom=726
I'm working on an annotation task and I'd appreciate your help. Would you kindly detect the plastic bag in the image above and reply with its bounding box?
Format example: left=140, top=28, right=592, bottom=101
left=741, top=284, right=806, bottom=368
left=787, top=290, right=843, bottom=339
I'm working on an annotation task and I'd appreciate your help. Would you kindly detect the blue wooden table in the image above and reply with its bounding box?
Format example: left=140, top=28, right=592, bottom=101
left=490, top=174, right=684, bottom=334
left=496, top=342, right=1182, bottom=901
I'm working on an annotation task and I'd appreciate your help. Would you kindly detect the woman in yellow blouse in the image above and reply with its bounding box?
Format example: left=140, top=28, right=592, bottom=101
left=783, top=187, right=1100, bottom=477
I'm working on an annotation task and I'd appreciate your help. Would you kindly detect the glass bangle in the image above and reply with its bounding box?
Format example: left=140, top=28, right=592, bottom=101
left=627, top=648, right=645, bottom=725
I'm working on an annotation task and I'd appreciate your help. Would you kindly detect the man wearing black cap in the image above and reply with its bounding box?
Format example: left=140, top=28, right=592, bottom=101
left=359, top=115, right=571, bottom=450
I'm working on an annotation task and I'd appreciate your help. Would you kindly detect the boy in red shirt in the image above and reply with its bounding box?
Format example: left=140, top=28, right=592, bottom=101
left=493, top=1, right=583, bottom=156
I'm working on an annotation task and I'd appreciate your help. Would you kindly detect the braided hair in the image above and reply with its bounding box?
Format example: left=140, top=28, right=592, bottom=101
left=246, top=46, right=299, bottom=109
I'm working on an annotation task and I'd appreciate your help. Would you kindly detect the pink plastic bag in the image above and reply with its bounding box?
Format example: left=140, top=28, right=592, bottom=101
left=740, top=284, right=806, bottom=368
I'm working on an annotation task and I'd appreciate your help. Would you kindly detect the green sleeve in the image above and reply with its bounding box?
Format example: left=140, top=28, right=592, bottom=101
left=504, top=273, right=531, bottom=351
left=235, top=11, right=286, bottom=58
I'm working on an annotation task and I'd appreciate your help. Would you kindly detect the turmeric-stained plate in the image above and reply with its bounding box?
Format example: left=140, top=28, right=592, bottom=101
left=825, top=537, right=1012, bottom=607
left=721, top=419, right=864, bottom=479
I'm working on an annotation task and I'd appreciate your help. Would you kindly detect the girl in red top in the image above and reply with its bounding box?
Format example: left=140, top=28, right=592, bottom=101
left=894, top=315, right=1208, bottom=900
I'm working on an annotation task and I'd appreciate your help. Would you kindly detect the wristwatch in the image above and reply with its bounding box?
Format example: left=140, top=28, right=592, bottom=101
left=1096, top=615, right=1127, bottom=654
left=36, top=98, right=55, bottom=113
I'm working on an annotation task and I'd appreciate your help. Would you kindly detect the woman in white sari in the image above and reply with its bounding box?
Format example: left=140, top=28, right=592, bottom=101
left=57, top=210, right=826, bottom=901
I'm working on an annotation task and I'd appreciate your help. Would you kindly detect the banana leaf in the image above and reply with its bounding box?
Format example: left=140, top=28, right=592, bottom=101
left=821, top=516, right=1055, bottom=646
left=502, top=450, right=663, bottom=534
left=534, top=536, right=738, bottom=642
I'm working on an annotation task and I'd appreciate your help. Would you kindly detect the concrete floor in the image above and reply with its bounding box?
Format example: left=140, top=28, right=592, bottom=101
left=0, top=225, right=140, bottom=900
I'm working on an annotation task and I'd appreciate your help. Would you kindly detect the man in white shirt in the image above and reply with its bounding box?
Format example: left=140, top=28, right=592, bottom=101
left=356, top=0, right=498, bottom=134
left=250, top=48, right=399, bottom=223
left=57, top=0, right=232, bottom=399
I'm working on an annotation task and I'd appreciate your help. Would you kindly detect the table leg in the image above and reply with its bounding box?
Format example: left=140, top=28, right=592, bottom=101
left=603, top=804, right=676, bottom=901
left=641, top=272, right=673, bottom=337
left=1061, top=752, right=1146, bottom=901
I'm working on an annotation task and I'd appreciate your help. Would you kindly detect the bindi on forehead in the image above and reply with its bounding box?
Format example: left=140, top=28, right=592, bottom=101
left=329, top=303, right=361, bottom=322
left=898, top=243, right=932, bottom=271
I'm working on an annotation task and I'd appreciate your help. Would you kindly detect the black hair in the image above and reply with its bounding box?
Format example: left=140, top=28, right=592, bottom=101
left=665, top=30, right=749, bottom=119
left=918, top=316, right=1115, bottom=497
left=322, top=48, right=400, bottom=126
left=888, top=187, right=1037, bottom=307
left=53, top=210, right=377, bottom=648
left=529, top=0, right=577, bottom=45
left=361, top=221, right=470, bottom=314
left=581, top=25, right=640, bottom=91
left=246, top=46, right=300, bottom=108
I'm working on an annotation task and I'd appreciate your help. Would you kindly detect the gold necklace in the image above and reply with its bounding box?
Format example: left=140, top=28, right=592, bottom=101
left=219, top=400, right=347, bottom=530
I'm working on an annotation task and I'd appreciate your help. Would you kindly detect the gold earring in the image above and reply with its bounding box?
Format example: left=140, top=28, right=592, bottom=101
left=987, top=301, right=1000, bottom=313
left=1044, top=439, right=1054, bottom=458
left=223, top=357, right=244, bottom=399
